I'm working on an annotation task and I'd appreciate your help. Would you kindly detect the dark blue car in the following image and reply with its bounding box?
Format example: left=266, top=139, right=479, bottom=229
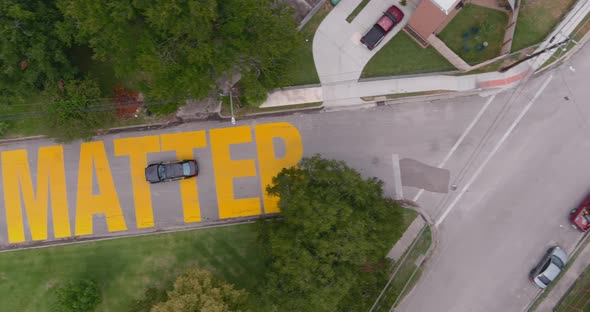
left=145, top=159, right=198, bottom=183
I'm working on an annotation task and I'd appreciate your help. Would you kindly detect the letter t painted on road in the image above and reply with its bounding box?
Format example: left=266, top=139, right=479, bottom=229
left=114, top=135, right=161, bottom=228
left=160, top=131, right=207, bottom=223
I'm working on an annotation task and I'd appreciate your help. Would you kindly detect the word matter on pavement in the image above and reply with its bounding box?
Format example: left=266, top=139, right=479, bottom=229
left=0, top=122, right=303, bottom=244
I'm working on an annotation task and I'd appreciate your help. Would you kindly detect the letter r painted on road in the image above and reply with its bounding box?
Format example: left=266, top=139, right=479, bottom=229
left=1, top=146, right=71, bottom=243
left=210, top=126, right=261, bottom=219
left=160, top=131, right=207, bottom=223
left=114, top=136, right=160, bottom=228
left=255, top=122, right=303, bottom=214
left=75, top=141, right=127, bottom=236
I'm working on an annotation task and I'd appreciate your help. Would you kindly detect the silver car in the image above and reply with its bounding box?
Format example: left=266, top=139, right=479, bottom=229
left=530, top=246, right=568, bottom=289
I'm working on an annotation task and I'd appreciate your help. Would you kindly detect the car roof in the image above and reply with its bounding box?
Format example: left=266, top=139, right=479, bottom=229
left=541, top=262, right=562, bottom=281
left=571, top=203, right=590, bottom=231
left=377, top=6, right=404, bottom=31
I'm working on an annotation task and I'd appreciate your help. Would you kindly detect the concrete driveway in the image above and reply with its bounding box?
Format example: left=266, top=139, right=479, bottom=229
left=313, top=0, right=417, bottom=87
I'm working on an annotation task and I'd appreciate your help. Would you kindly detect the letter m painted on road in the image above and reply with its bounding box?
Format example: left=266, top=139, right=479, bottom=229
left=1, top=147, right=71, bottom=243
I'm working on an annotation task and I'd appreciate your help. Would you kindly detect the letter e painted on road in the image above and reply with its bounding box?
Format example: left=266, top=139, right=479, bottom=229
left=210, top=126, right=261, bottom=219
left=75, top=141, right=127, bottom=236
left=114, top=135, right=160, bottom=228
left=160, top=131, right=207, bottom=223
left=255, top=122, right=303, bottom=213
left=1, top=146, right=71, bottom=243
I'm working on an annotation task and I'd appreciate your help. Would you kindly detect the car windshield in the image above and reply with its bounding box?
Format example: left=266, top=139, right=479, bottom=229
left=552, top=255, right=565, bottom=269
left=539, top=274, right=552, bottom=285
left=540, top=258, right=551, bottom=272
left=157, top=165, right=167, bottom=179
left=182, top=162, right=191, bottom=176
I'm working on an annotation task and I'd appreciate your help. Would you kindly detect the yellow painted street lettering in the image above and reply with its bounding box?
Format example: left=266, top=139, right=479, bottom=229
left=160, top=131, right=207, bottom=223
left=1, top=146, right=71, bottom=243
left=114, top=135, right=161, bottom=228
left=75, top=141, right=127, bottom=236
left=210, top=126, right=261, bottom=218
left=255, top=122, right=304, bottom=213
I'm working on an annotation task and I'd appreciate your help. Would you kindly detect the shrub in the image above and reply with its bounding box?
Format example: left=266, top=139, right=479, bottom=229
left=54, top=279, right=101, bottom=312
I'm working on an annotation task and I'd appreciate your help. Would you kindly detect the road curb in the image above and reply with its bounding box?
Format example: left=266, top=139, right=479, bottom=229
left=217, top=104, right=324, bottom=120
left=0, top=119, right=186, bottom=145
left=0, top=214, right=280, bottom=253
left=324, top=88, right=503, bottom=113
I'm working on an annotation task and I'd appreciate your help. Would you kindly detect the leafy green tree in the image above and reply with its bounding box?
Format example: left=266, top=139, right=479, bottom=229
left=239, top=72, right=268, bottom=106
left=150, top=268, right=248, bottom=312
left=0, top=0, right=76, bottom=101
left=54, top=279, right=101, bottom=312
left=258, top=155, right=405, bottom=311
left=44, top=78, right=114, bottom=142
left=56, top=0, right=300, bottom=105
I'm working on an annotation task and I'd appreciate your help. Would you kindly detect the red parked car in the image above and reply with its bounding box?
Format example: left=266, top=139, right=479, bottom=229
left=569, top=195, right=590, bottom=232
left=360, top=5, right=405, bottom=50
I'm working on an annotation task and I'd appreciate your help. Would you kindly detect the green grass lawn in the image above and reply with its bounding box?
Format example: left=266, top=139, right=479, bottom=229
left=361, top=32, right=455, bottom=78
left=281, top=2, right=332, bottom=86
left=0, top=207, right=418, bottom=312
left=0, top=224, right=266, bottom=312
left=347, top=0, right=370, bottom=22
left=438, top=4, right=508, bottom=65
left=512, top=0, right=577, bottom=51
left=555, top=260, right=590, bottom=311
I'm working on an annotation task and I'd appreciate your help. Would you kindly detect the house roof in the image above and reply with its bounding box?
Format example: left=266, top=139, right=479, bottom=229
left=407, top=0, right=448, bottom=40
left=432, top=0, right=460, bottom=13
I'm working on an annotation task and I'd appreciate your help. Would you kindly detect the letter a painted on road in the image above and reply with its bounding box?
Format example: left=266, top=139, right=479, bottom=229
left=1, top=146, right=71, bottom=243
left=75, top=141, right=127, bottom=236
left=255, top=122, right=303, bottom=214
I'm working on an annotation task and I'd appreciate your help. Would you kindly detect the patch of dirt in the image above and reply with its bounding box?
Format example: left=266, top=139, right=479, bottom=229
left=44, top=279, right=58, bottom=290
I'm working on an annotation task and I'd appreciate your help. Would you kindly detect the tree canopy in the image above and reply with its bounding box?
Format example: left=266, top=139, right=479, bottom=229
left=1, top=0, right=300, bottom=105
left=257, top=155, right=405, bottom=311
left=56, top=0, right=300, bottom=102
left=0, top=0, right=76, bottom=101
left=44, top=78, right=115, bottom=142
left=150, top=268, right=248, bottom=312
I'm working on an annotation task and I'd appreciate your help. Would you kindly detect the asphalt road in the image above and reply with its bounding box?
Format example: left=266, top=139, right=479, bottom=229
left=0, top=94, right=484, bottom=246
left=396, top=45, right=590, bottom=311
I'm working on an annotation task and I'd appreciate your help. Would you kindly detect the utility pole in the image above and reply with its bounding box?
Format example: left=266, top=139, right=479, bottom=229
left=500, top=37, right=571, bottom=72
left=229, top=89, right=236, bottom=125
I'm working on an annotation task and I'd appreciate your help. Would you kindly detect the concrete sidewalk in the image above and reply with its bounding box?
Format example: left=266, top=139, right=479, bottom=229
left=260, top=62, right=530, bottom=108
left=387, top=216, right=426, bottom=261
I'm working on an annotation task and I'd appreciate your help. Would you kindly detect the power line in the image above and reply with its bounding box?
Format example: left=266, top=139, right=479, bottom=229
left=0, top=99, right=174, bottom=122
